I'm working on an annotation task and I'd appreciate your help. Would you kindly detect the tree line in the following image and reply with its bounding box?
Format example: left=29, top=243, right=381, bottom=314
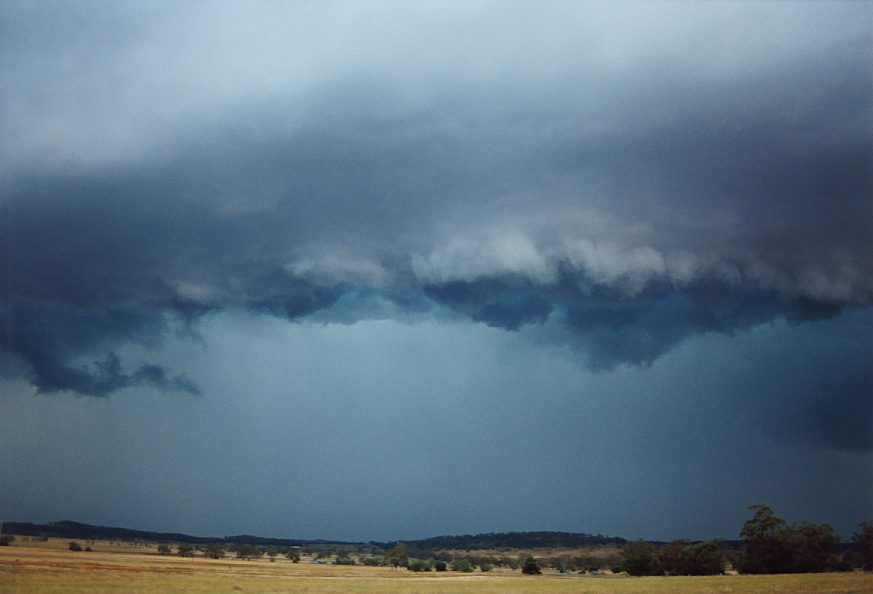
left=15, top=505, right=873, bottom=576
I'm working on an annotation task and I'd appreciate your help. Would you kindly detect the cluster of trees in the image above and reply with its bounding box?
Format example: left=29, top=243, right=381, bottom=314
left=67, top=541, right=92, bottom=552
left=371, top=543, right=542, bottom=573
left=620, top=539, right=727, bottom=576
left=154, top=541, right=303, bottom=561
left=617, top=505, right=873, bottom=576
left=368, top=545, right=624, bottom=574
left=739, top=504, right=869, bottom=574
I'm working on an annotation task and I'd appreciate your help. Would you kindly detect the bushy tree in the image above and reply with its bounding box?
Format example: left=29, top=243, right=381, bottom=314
left=285, top=549, right=301, bottom=562
left=407, top=558, right=431, bottom=572
left=204, top=543, right=225, bottom=559
left=853, top=522, right=873, bottom=570
left=451, top=558, right=474, bottom=572
left=69, top=541, right=82, bottom=551
left=658, top=540, right=724, bottom=575
left=156, top=543, right=172, bottom=555
left=433, top=560, right=447, bottom=571
left=740, top=504, right=789, bottom=573
left=621, top=540, right=660, bottom=576
left=659, top=539, right=691, bottom=575
left=177, top=543, right=195, bottom=557
left=521, top=556, right=541, bottom=575
left=782, top=521, right=840, bottom=573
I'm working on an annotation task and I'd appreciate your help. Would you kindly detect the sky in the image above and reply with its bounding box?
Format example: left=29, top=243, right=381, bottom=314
left=1, top=1, right=871, bottom=543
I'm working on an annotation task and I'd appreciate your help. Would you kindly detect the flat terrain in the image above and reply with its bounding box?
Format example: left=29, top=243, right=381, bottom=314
left=1, top=539, right=871, bottom=594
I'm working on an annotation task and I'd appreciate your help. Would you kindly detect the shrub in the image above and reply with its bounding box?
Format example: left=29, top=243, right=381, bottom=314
left=285, top=550, right=301, bottom=562
left=434, top=560, right=447, bottom=571
left=521, top=556, right=541, bottom=575
left=177, top=543, right=195, bottom=557
left=407, top=559, right=431, bottom=572
left=659, top=540, right=725, bottom=575
left=451, top=558, right=474, bottom=572
left=69, top=541, right=83, bottom=551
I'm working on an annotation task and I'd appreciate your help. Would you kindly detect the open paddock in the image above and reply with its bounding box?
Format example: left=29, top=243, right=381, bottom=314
left=1, top=540, right=871, bottom=594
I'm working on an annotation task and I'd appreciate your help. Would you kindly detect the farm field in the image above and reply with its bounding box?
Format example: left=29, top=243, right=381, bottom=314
left=1, top=539, right=871, bottom=594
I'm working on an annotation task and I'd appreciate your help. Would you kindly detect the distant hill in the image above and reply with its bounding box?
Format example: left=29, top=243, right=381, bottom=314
left=387, top=531, right=627, bottom=551
left=4, top=521, right=630, bottom=551
left=1, top=520, right=344, bottom=547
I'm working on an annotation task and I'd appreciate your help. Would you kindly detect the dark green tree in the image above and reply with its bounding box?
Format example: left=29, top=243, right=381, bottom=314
left=740, top=504, right=788, bottom=573
left=853, top=522, right=873, bottom=570
left=782, top=522, right=840, bottom=573
left=521, top=556, right=542, bottom=575
left=659, top=540, right=725, bottom=575
left=177, top=543, right=195, bottom=557
left=658, top=539, right=691, bottom=575
left=407, top=558, right=431, bottom=572
left=621, top=540, right=660, bottom=576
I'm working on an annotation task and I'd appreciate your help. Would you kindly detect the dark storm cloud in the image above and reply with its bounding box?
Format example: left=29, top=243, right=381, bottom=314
left=1, top=1, right=870, bottom=401
left=0, top=303, right=199, bottom=397
left=420, top=272, right=857, bottom=370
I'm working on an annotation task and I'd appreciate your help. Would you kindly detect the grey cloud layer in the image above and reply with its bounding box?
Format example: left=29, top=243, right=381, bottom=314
left=1, top=1, right=870, bottom=398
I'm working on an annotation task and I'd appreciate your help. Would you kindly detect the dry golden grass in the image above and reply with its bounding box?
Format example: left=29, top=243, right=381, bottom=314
left=1, top=538, right=871, bottom=594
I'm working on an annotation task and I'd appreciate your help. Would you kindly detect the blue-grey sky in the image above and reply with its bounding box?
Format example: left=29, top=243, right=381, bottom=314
left=1, top=1, right=871, bottom=542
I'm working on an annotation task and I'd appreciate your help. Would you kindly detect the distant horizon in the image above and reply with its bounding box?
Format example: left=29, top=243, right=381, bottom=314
left=5, top=518, right=629, bottom=542
left=0, top=516, right=704, bottom=544
left=5, top=509, right=867, bottom=546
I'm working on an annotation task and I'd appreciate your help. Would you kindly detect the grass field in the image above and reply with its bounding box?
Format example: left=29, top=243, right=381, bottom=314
left=1, top=538, right=871, bottom=594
